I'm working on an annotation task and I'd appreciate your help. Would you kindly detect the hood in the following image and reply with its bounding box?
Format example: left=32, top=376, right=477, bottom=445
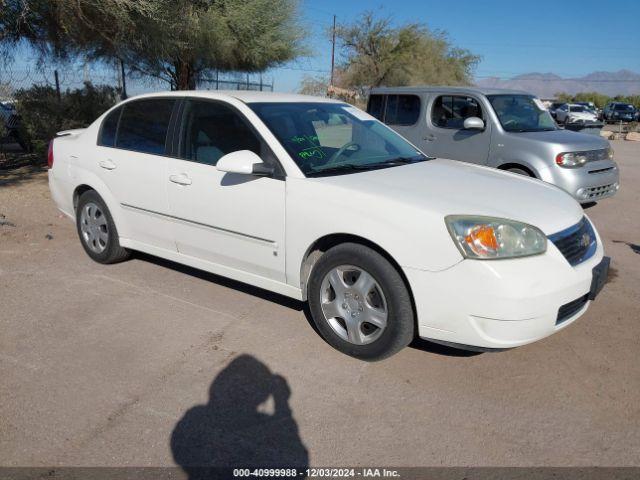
left=511, top=129, right=608, bottom=151
left=316, top=159, right=583, bottom=235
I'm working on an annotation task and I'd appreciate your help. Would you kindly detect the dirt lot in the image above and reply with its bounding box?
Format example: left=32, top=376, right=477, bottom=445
left=1, top=141, right=639, bottom=469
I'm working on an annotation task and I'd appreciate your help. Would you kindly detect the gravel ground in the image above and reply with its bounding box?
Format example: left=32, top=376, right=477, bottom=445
left=0, top=140, right=639, bottom=469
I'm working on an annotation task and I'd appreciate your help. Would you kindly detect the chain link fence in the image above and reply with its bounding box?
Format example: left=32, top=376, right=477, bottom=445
left=0, top=61, right=274, bottom=101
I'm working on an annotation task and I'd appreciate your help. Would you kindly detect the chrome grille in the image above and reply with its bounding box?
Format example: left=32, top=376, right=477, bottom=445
left=548, top=217, right=597, bottom=266
left=585, top=183, right=617, bottom=199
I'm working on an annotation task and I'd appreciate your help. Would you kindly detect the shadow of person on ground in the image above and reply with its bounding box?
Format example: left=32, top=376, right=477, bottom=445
left=171, top=354, right=309, bottom=480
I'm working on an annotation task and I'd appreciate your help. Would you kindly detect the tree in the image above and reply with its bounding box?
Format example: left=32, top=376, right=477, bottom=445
left=333, top=12, right=479, bottom=94
left=0, top=0, right=305, bottom=89
left=299, top=75, right=329, bottom=96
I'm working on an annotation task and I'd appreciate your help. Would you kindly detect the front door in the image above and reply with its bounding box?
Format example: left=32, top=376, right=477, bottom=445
left=424, top=94, right=491, bottom=164
left=166, top=99, right=286, bottom=282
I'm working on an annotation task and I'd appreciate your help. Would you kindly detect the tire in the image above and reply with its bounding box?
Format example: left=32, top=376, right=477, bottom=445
left=307, top=243, right=414, bottom=361
left=76, top=190, right=130, bottom=264
left=507, top=167, right=533, bottom=177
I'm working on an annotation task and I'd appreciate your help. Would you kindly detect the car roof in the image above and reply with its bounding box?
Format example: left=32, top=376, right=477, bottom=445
left=369, top=85, right=531, bottom=96
left=119, top=90, right=343, bottom=105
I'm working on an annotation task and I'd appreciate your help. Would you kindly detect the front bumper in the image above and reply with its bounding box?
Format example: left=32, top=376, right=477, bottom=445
left=539, top=159, right=620, bottom=203
left=404, top=234, right=605, bottom=350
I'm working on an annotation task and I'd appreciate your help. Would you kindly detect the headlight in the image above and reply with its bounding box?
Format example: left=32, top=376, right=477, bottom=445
left=445, top=216, right=547, bottom=260
left=607, top=146, right=614, bottom=160
left=556, top=151, right=588, bottom=168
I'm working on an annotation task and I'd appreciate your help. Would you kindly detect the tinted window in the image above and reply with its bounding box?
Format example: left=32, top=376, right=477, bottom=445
left=180, top=100, right=261, bottom=166
left=99, top=107, right=122, bottom=147
left=367, top=95, right=385, bottom=120
left=385, top=95, right=420, bottom=125
left=431, top=95, right=483, bottom=128
left=116, top=99, right=175, bottom=155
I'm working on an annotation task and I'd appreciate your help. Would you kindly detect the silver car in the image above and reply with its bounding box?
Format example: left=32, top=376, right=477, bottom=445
left=367, top=87, right=620, bottom=203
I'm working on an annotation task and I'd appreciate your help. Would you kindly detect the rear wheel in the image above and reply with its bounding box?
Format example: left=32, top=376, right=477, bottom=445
left=307, top=243, right=414, bottom=361
left=76, top=190, right=130, bottom=264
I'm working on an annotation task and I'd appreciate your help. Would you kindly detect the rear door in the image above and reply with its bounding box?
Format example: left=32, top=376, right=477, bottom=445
left=165, top=98, right=286, bottom=282
left=95, top=97, right=177, bottom=250
left=424, top=94, right=491, bottom=164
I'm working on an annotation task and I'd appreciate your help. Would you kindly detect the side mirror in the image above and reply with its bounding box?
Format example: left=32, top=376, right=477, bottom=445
left=216, top=150, right=273, bottom=176
left=463, top=117, right=485, bottom=130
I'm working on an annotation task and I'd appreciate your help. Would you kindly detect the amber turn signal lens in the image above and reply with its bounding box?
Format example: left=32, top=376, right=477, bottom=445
left=465, top=225, right=498, bottom=255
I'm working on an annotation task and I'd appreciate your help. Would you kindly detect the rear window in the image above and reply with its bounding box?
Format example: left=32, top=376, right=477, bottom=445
left=385, top=95, right=420, bottom=125
left=98, top=107, right=122, bottom=147
left=366, top=94, right=421, bottom=126
left=115, top=99, right=176, bottom=155
left=367, top=95, right=385, bottom=121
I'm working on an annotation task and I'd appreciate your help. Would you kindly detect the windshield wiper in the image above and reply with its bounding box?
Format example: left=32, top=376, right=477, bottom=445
left=306, top=155, right=429, bottom=177
left=306, top=164, right=362, bottom=177
left=362, top=155, right=430, bottom=169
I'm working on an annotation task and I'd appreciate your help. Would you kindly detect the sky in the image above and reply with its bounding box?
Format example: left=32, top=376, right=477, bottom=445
left=4, top=0, right=640, bottom=94
left=268, top=0, right=640, bottom=92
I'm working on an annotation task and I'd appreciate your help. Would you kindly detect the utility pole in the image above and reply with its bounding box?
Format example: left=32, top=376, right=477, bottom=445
left=330, top=14, right=336, bottom=88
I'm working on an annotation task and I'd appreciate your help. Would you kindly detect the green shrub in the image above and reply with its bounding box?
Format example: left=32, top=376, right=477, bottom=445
left=14, top=82, right=119, bottom=155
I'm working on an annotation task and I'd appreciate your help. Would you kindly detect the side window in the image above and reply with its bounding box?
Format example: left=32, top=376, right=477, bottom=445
left=180, top=100, right=261, bottom=166
left=367, top=95, right=385, bottom=120
left=98, top=107, right=122, bottom=147
left=385, top=95, right=420, bottom=126
left=116, top=98, right=176, bottom=155
left=431, top=95, right=483, bottom=129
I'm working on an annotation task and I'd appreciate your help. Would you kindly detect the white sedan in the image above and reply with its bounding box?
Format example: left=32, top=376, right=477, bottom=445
left=48, top=92, right=609, bottom=360
left=555, top=103, right=598, bottom=124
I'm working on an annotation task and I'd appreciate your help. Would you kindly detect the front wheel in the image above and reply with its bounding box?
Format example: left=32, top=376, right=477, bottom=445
left=76, top=190, right=130, bottom=264
left=307, top=243, right=414, bottom=361
left=507, top=167, right=533, bottom=177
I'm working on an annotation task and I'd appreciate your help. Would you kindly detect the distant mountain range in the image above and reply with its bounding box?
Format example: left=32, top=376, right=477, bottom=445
left=475, top=70, right=640, bottom=98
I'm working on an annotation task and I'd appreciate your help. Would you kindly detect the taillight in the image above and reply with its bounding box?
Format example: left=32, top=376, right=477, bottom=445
left=47, top=140, right=54, bottom=169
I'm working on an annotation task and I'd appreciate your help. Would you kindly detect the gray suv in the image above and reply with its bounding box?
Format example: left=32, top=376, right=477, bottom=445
left=367, top=87, right=619, bottom=203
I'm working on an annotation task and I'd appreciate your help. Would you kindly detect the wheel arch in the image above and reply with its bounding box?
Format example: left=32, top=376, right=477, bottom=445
left=497, top=162, right=538, bottom=178
left=73, top=184, right=95, bottom=211
left=69, top=174, right=127, bottom=238
left=299, top=233, right=416, bottom=321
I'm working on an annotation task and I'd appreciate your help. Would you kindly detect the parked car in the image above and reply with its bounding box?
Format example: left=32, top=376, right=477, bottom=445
left=0, top=100, right=28, bottom=150
left=602, top=102, right=636, bottom=123
left=555, top=103, right=598, bottom=124
left=367, top=87, right=619, bottom=203
left=547, top=102, right=565, bottom=119
left=48, top=91, right=610, bottom=360
left=574, top=101, right=597, bottom=113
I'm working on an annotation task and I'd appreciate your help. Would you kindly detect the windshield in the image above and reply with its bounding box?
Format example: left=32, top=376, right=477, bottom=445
left=487, top=95, right=557, bottom=132
left=249, top=102, right=428, bottom=176
left=614, top=104, right=634, bottom=111
left=569, top=105, right=586, bottom=112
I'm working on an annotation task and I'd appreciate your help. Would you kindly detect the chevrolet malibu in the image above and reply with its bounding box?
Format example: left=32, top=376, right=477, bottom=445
left=48, top=92, right=610, bottom=360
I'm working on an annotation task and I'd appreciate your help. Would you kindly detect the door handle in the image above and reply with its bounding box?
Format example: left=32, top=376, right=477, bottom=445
left=424, top=134, right=437, bottom=142
left=98, top=159, right=117, bottom=170
left=169, top=173, right=192, bottom=186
